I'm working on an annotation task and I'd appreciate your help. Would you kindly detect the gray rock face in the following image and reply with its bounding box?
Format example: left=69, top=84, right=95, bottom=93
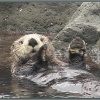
left=91, top=39, right=100, bottom=64
left=53, top=2, right=100, bottom=53
left=95, top=39, right=100, bottom=48
left=0, top=2, right=81, bottom=33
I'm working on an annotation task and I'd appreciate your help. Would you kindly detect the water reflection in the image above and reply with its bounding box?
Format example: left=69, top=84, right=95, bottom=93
left=0, top=66, right=12, bottom=98
left=11, top=77, right=56, bottom=98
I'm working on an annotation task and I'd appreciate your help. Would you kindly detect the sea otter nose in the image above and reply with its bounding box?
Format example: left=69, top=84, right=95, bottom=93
left=28, top=38, right=37, bottom=48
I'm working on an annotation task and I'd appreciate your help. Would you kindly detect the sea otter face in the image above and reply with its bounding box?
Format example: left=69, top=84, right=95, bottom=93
left=68, top=37, right=87, bottom=69
left=11, top=34, right=46, bottom=61
left=68, top=37, right=86, bottom=55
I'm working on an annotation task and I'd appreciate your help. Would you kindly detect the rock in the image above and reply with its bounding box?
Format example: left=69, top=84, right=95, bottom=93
left=0, top=2, right=81, bottom=33
left=47, top=24, right=62, bottom=33
left=53, top=2, right=100, bottom=53
left=95, top=39, right=100, bottom=48
left=91, top=39, right=100, bottom=64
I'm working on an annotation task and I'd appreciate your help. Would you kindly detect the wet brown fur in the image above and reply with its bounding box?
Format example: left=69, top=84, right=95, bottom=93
left=11, top=33, right=66, bottom=74
left=68, top=37, right=99, bottom=70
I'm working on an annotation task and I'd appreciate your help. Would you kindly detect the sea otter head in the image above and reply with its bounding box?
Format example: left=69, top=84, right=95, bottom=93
left=68, top=37, right=86, bottom=69
left=68, top=37, right=86, bottom=55
left=11, top=34, right=48, bottom=64
left=11, top=33, right=50, bottom=74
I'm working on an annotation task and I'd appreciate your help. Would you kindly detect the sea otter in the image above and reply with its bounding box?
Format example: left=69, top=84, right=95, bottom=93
left=68, top=36, right=100, bottom=71
left=11, top=33, right=66, bottom=76
left=11, top=35, right=100, bottom=98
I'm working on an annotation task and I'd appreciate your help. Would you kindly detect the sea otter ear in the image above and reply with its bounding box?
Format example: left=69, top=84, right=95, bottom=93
left=19, top=40, right=23, bottom=44
left=40, top=37, right=44, bottom=42
left=11, top=43, right=15, bottom=50
left=10, top=44, right=15, bottom=55
left=12, top=44, right=14, bottom=47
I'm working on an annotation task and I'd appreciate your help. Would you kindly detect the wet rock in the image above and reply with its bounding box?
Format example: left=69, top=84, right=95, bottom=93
left=53, top=2, right=100, bottom=53
left=95, top=39, right=100, bottom=48
left=47, top=24, right=62, bottom=33
left=0, top=2, right=81, bottom=33
left=91, top=39, right=100, bottom=64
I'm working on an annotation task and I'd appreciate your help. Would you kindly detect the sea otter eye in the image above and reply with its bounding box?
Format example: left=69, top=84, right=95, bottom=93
left=29, top=38, right=37, bottom=47
left=40, top=38, right=44, bottom=42
left=12, top=44, right=14, bottom=47
left=19, top=41, right=23, bottom=44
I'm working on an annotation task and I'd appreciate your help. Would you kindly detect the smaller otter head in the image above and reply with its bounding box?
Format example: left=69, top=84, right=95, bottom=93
left=68, top=37, right=86, bottom=55
left=68, top=37, right=86, bottom=69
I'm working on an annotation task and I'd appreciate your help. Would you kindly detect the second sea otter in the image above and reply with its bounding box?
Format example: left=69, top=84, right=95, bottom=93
left=68, top=36, right=99, bottom=71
